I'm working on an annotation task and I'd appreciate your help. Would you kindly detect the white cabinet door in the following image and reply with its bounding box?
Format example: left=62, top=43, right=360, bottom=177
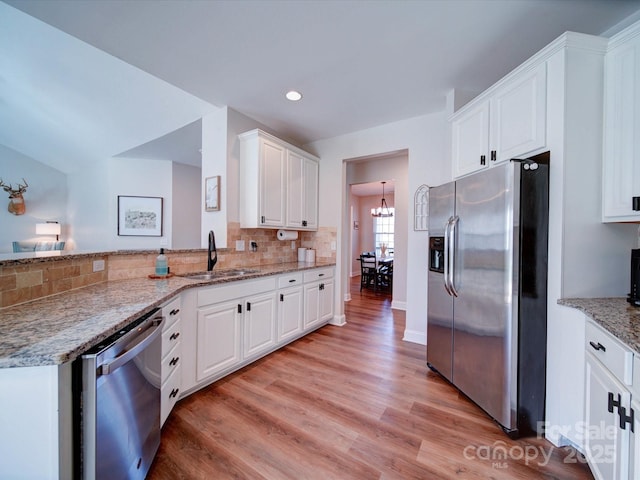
left=304, top=282, right=321, bottom=329
left=452, top=100, right=490, bottom=178
left=302, top=156, right=319, bottom=230
left=286, top=152, right=319, bottom=230
left=585, top=352, right=631, bottom=480
left=243, top=291, right=277, bottom=358
left=259, top=138, right=286, bottom=227
left=196, top=300, right=242, bottom=382
left=278, top=285, right=304, bottom=342
left=490, top=62, right=547, bottom=163
left=603, top=30, right=640, bottom=222
left=319, top=278, right=334, bottom=322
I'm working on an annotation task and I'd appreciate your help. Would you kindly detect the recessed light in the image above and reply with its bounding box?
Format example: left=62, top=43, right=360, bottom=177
left=286, top=90, right=303, bottom=101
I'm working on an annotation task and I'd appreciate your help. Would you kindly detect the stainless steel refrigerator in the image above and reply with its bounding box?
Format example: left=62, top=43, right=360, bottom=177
left=427, top=152, right=549, bottom=437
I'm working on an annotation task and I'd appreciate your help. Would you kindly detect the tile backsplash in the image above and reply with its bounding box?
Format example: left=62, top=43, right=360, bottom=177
left=0, top=224, right=336, bottom=308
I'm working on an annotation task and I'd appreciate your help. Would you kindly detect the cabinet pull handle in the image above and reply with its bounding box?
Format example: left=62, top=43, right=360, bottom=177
left=619, top=406, right=635, bottom=432
left=589, top=341, right=606, bottom=352
left=318, top=273, right=325, bottom=277
left=480, top=155, right=486, bottom=166
left=280, top=294, right=284, bottom=302
left=319, top=283, right=324, bottom=290
left=491, top=150, right=497, bottom=161
left=261, top=215, right=265, bottom=224
left=302, top=220, right=308, bottom=227
left=608, top=392, right=621, bottom=413
left=247, top=302, right=251, bottom=311
left=237, top=304, right=242, bottom=314
left=169, top=356, right=179, bottom=366
left=170, top=308, right=180, bottom=316
left=633, top=196, right=640, bottom=211
left=169, top=388, right=179, bottom=399
left=289, top=279, right=296, bottom=283
left=169, top=332, right=180, bottom=341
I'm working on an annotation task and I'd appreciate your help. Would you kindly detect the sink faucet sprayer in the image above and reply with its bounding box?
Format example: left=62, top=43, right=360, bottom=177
left=207, top=230, right=218, bottom=271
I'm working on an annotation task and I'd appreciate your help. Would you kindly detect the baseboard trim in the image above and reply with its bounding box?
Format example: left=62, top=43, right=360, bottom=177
left=403, top=329, right=426, bottom=345
left=329, top=314, right=346, bottom=326
left=391, top=300, right=406, bottom=311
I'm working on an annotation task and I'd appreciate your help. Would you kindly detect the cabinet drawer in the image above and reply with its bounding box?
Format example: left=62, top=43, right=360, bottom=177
left=161, top=366, right=181, bottom=426
left=162, top=319, right=181, bottom=357
left=162, top=297, right=181, bottom=329
left=303, top=267, right=334, bottom=283
left=278, top=272, right=303, bottom=288
left=162, top=342, right=181, bottom=382
left=585, top=320, right=633, bottom=384
left=197, top=277, right=276, bottom=306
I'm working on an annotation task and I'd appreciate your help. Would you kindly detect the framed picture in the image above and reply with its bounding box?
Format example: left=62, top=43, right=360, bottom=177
left=205, top=175, right=220, bottom=211
left=117, top=196, right=163, bottom=236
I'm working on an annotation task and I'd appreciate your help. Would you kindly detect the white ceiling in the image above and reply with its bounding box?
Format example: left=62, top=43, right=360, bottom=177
left=2, top=0, right=640, bottom=173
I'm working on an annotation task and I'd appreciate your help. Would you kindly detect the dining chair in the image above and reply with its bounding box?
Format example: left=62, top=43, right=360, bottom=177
left=359, top=252, right=378, bottom=291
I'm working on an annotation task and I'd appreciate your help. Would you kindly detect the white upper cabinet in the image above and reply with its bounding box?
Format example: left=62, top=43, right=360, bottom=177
left=603, top=22, right=640, bottom=222
left=452, top=62, right=547, bottom=178
left=286, top=151, right=319, bottom=230
left=240, top=129, right=319, bottom=230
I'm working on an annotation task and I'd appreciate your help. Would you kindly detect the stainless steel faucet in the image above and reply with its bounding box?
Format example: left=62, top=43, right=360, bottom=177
left=207, top=230, right=217, bottom=271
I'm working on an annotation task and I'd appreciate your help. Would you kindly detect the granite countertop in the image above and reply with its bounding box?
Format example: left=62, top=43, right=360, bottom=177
left=558, top=297, right=640, bottom=353
left=0, top=261, right=334, bottom=369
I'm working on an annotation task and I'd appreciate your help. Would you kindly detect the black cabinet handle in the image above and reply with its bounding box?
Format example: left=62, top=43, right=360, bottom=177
left=480, top=155, right=486, bottom=166
left=319, top=283, right=324, bottom=291
left=619, top=405, right=635, bottom=432
left=169, top=388, right=179, bottom=399
left=302, top=220, right=308, bottom=227
left=246, top=302, right=251, bottom=311
left=289, top=279, right=296, bottom=283
left=318, top=273, right=325, bottom=277
left=237, top=304, right=242, bottom=314
left=633, top=196, right=640, bottom=211
left=491, top=150, right=497, bottom=161
left=280, top=294, right=284, bottom=302
left=169, top=332, right=180, bottom=341
left=170, top=308, right=180, bottom=316
left=261, top=215, right=265, bottom=224
left=589, top=341, right=606, bottom=352
left=608, top=392, right=621, bottom=413
left=169, top=356, right=179, bottom=366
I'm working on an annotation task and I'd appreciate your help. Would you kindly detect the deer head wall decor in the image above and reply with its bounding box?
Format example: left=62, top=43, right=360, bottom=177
left=0, top=178, right=28, bottom=215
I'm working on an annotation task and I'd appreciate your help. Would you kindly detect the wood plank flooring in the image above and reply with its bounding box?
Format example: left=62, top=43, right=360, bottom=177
left=147, top=278, right=594, bottom=479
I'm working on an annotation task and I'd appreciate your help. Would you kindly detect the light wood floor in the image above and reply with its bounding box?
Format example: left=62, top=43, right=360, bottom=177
left=148, top=277, right=594, bottom=479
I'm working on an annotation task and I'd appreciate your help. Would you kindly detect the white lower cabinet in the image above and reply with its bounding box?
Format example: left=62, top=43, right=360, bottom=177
left=278, top=272, right=304, bottom=342
left=160, top=296, right=182, bottom=426
left=196, top=299, right=242, bottom=382
left=303, top=267, right=335, bottom=329
left=630, top=397, right=640, bottom=480
left=186, top=267, right=334, bottom=395
left=585, top=352, right=631, bottom=480
left=584, top=320, right=635, bottom=480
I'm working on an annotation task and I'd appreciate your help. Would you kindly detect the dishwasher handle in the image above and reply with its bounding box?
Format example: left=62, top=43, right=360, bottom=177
left=100, top=317, right=165, bottom=375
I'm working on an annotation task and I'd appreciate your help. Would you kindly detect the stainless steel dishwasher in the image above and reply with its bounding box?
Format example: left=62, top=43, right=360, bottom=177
left=76, top=308, right=165, bottom=479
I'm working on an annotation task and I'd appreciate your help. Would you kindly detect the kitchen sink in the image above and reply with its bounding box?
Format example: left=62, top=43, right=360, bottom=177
left=180, top=268, right=260, bottom=280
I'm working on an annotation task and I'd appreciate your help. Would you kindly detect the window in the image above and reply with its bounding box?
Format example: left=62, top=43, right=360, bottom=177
left=374, top=210, right=394, bottom=255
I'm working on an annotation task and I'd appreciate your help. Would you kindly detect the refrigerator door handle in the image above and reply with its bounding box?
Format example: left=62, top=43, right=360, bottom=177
left=443, top=218, right=453, bottom=296
left=449, top=215, right=459, bottom=297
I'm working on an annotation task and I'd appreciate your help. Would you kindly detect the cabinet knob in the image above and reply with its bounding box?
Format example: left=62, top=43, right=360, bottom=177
left=280, top=294, right=284, bottom=302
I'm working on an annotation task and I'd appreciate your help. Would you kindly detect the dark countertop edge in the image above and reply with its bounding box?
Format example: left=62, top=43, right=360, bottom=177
left=0, top=261, right=335, bottom=369
left=558, top=297, right=640, bottom=354
left=0, top=248, right=223, bottom=266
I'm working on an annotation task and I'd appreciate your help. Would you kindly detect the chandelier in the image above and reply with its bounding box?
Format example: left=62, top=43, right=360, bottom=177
left=371, top=181, right=393, bottom=217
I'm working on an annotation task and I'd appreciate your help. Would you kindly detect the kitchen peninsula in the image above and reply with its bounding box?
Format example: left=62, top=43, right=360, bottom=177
left=0, top=251, right=336, bottom=479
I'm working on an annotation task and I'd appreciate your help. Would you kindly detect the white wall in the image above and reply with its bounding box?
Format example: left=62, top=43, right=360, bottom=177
left=0, top=145, right=68, bottom=253
left=307, top=111, right=448, bottom=345
left=172, top=162, right=201, bottom=249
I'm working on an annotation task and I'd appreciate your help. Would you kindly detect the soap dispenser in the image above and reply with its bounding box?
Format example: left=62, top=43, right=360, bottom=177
left=155, top=248, right=168, bottom=276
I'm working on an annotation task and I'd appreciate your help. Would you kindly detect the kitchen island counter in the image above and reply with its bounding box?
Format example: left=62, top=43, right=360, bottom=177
left=0, top=261, right=334, bottom=368
left=558, top=297, right=640, bottom=353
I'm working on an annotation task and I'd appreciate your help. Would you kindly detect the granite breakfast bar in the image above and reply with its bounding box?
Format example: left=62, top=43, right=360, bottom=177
left=0, top=259, right=336, bottom=479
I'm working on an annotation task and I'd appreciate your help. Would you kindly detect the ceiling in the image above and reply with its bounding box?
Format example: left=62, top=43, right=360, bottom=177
left=3, top=0, right=640, bottom=173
